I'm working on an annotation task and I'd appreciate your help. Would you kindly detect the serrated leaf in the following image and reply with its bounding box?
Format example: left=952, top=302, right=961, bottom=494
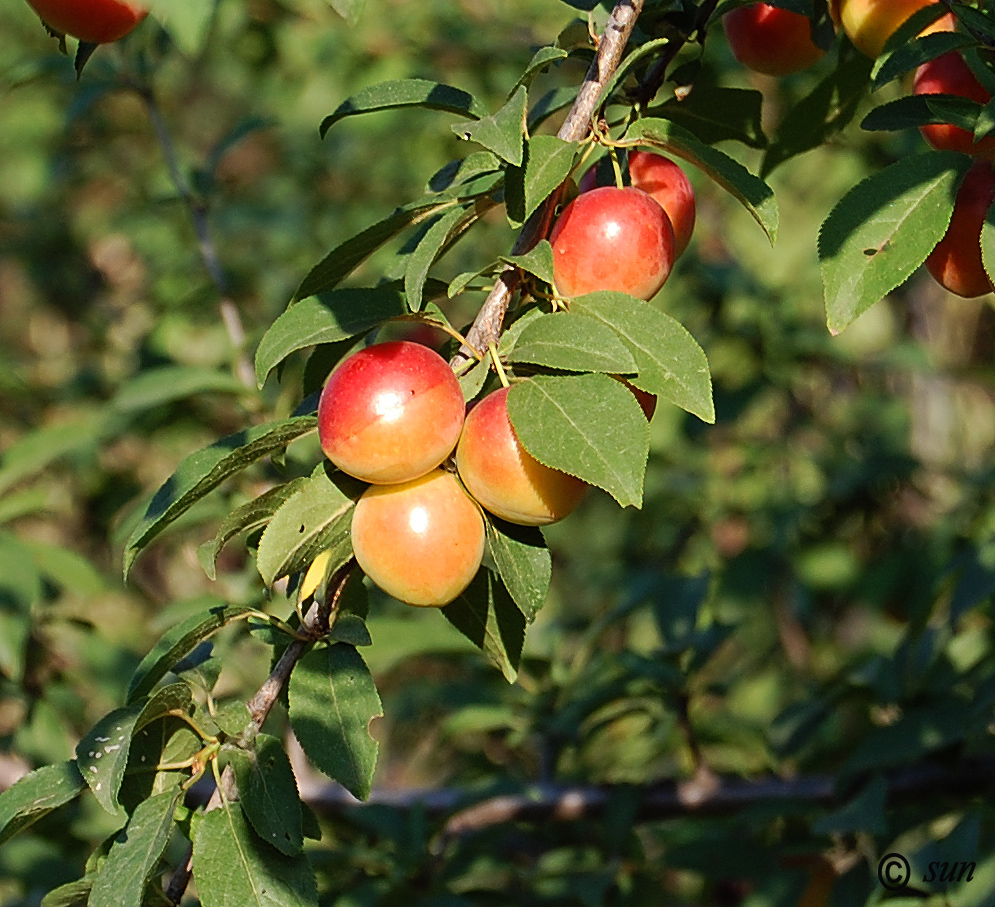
left=88, top=790, right=180, bottom=907
left=652, top=87, right=767, bottom=149
left=502, top=240, right=556, bottom=285
left=457, top=356, right=490, bottom=402
left=405, top=207, right=468, bottom=311
left=628, top=118, right=778, bottom=243
left=570, top=293, right=714, bottom=423
left=506, top=135, right=578, bottom=223
left=871, top=31, right=974, bottom=88
left=452, top=85, right=527, bottom=166
left=228, top=734, right=304, bottom=856
left=0, top=761, right=85, bottom=846
left=256, top=288, right=408, bottom=386
left=507, top=373, right=648, bottom=507
left=198, top=479, right=309, bottom=580
left=508, top=312, right=637, bottom=373
left=498, top=307, right=546, bottom=357
left=127, top=603, right=252, bottom=702
left=486, top=521, right=551, bottom=622
left=293, top=199, right=454, bottom=302
left=861, top=94, right=987, bottom=135
left=193, top=802, right=318, bottom=907
left=981, top=195, right=995, bottom=286
left=819, top=152, right=970, bottom=334
left=511, top=45, right=568, bottom=94
left=427, top=151, right=502, bottom=193
left=321, top=80, right=486, bottom=136
left=255, top=467, right=360, bottom=586
left=123, top=416, right=317, bottom=578
left=289, top=643, right=382, bottom=800
left=111, top=366, right=246, bottom=413
left=442, top=570, right=525, bottom=682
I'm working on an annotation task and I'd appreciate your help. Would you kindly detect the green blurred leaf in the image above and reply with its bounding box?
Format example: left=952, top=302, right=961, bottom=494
left=443, top=569, right=525, bottom=682
left=652, top=87, right=766, bottom=149
left=289, top=643, right=382, bottom=800
left=0, top=761, right=85, bottom=847
left=255, top=467, right=359, bottom=586
left=507, top=373, right=648, bottom=507
left=111, top=366, right=246, bottom=413
left=819, top=151, right=969, bottom=334
left=570, top=292, right=714, bottom=423
left=486, top=520, right=551, bottom=622
left=40, top=878, right=93, bottom=907
left=193, top=802, right=318, bottom=907
left=228, top=734, right=304, bottom=856
left=123, top=415, right=318, bottom=578
left=144, top=0, right=213, bottom=55
left=452, top=85, right=527, bottom=166
left=508, top=311, right=636, bottom=373
left=87, top=790, right=180, bottom=907
left=862, top=95, right=988, bottom=136
left=328, top=0, right=365, bottom=26
left=627, top=117, right=778, bottom=243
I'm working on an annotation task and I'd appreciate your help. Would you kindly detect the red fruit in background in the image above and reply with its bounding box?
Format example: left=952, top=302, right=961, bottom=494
left=318, top=340, right=465, bottom=484
left=914, top=53, right=995, bottom=156
left=925, top=160, right=995, bottom=298
left=26, top=0, right=147, bottom=43
left=723, top=3, right=826, bottom=76
left=351, top=470, right=485, bottom=606
left=839, top=0, right=954, bottom=58
left=550, top=186, right=676, bottom=300
left=456, top=386, right=587, bottom=526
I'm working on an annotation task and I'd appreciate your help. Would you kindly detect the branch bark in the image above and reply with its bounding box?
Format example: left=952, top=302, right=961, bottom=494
left=452, top=0, right=647, bottom=367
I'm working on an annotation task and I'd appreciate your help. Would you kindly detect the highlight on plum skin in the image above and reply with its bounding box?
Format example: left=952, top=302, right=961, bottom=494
left=317, top=340, right=466, bottom=485
left=350, top=469, right=486, bottom=607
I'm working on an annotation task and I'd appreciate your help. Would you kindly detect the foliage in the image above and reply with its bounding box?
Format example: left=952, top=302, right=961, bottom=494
left=2, top=0, right=995, bottom=905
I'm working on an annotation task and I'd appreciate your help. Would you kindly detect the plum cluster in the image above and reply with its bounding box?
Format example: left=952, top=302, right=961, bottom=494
left=317, top=341, right=589, bottom=608
left=724, top=0, right=995, bottom=299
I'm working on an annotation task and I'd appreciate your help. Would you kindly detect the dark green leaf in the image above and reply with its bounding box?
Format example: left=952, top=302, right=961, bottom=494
left=123, top=416, right=318, bottom=578
left=88, top=790, right=180, bottom=907
left=570, top=292, right=714, bottom=423
left=118, top=717, right=199, bottom=813
left=427, top=151, right=502, bottom=193
left=0, top=761, right=85, bottom=846
left=528, top=86, right=577, bottom=131
left=405, top=207, right=469, bottom=311
left=442, top=570, right=525, bottom=682
left=501, top=240, right=556, bottom=285
left=40, top=878, right=92, bottom=907
left=452, top=85, right=527, bottom=166
left=819, top=152, right=969, bottom=334
left=512, top=45, right=568, bottom=93
left=981, top=194, right=995, bottom=286
left=871, top=31, right=974, bottom=89
left=111, top=366, right=246, bottom=413
left=256, top=288, right=408, bottom=386
left=486, top=520, right=551, bottom=622
left=321, top=80, right=486, bottom=135
left=255, top=467, right=360, bottom=586
left=652, top=87, right=766, bottom=149
left=507, top=373, right=648, bottom=507
left=76, top=705, right=144, bottom=814
left=193, top=802, right=318, bottom=907
left=506, top=135, right=577, bottom=224
left=861, top=94, right=987, bottom=136
left=289, top=643, right=383, bottom=800
left=627, top=118, right=778, bottom=243
left=229, top=734, right=304, bottom=856
left=508, top=311, right=637, bottom=373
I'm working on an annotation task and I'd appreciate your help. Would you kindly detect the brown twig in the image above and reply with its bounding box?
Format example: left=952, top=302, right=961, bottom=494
left=452, top=0, right=647, bottom=368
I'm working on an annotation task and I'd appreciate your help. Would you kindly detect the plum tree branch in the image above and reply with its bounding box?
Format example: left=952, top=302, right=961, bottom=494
left=452, top=0, right=646, bottom=368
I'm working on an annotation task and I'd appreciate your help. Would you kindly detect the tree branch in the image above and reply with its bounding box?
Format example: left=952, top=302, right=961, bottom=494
left=452, top=0, right=647, bottom=368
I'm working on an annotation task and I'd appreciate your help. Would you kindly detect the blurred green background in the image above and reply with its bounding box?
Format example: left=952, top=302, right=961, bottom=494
left=2, top=1, right=995, bottom=904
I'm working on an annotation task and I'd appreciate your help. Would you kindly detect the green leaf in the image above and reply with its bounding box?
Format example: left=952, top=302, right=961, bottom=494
left=228, top=734, right=304, bottom=856
left=193, top=802, right=318, bottom=907
left=321, top=79, right=487, bottom=136
left=457, top=356, right=490, bottom=402
left=41, top=878, right=93, bottom=907
left=427, top=151, right=502, bottom=194
left=127, top=603, right=253, bottom=702
left=442, top=570, right=525, bottom=682
left=144, top=0, right=213, bottom=55
left=570, top=293, right=714, bottom=423
left=255, top=467, right=360, bottom=586
left=871, top=31, right=974, bottom=89
left=111, top=366, right=246, bottom=413
left=507, top=373, right=648, bottom=507
left=502, top=240, right=556, bottom=285
left=404, top=207, right=469, bottom=311
left=511, top=45, right=568, bottom=94
left=486, top=520, right=551, bottom=622
left=289, top=643, right=383, bottom=801
left=88, top=790, right=180, bottom=907
left=652, top=87, right=767, bottom=149
left=528, top=86, right=577, bottom=131
left=628, top=118, right=778, bottom=244
left=761, top=50, right=872, bottom=176
left=819, top=151, right=970, bottom=334
left=452, top=85, right=527, bottom=166
left=198, top=479, right=309, bottom=580
left=0, top=761, right=85, bottom=846
left=507, top=311, right=637, bottom=373
left=20, top=538, right=106, bottom=596
left=328, top=0, right=365, bottom=26
left=861, top=94, right=987, bottom=136
left=123, top=416, right=318, bottom=578
left=118, top=717, right=199, bottom=813
left=293, top=199, right=454, bottom=302
left=256, top=288, right=408, bottom=386
left=981, top=194, right=995, bottom=286
left=506, top=135, right=578, bottom=224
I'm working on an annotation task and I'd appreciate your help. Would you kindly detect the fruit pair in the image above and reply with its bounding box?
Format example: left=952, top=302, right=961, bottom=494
left=317, top=341, right=588, bottom=607
left=550, top=150, right=696, bottom=301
